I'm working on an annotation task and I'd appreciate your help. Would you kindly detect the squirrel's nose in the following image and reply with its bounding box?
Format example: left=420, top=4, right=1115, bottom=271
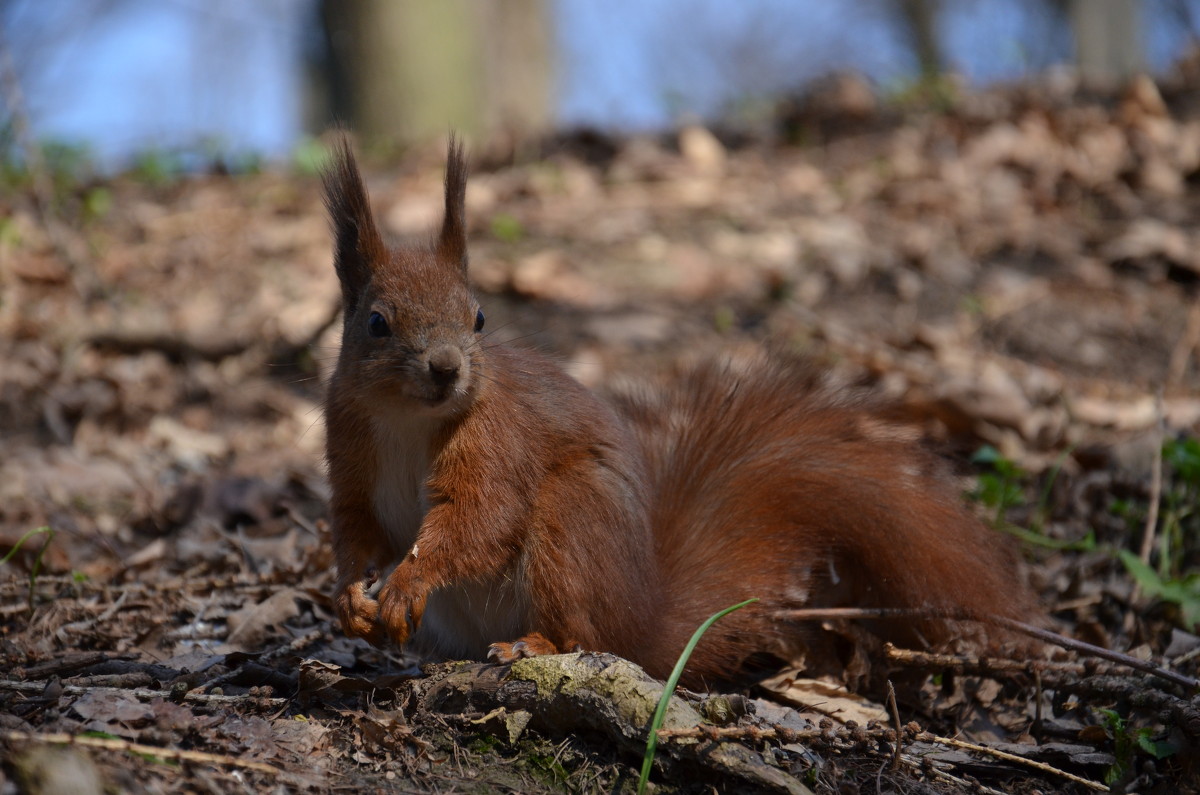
left=427, top=345, right=464, bottom=386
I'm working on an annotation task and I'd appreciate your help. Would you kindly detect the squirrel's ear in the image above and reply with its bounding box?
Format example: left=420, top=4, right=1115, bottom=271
left=322, top=135, right=385, bottom=313
left=438, top=134, right=468, bottom=274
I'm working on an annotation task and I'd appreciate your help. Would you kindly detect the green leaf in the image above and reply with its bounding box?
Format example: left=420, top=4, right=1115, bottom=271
left=291, top=137, right=332, bottom=177
left=1135, top=730, right=1175, bottom=760
left=971, top=445, right=1002, bottom=465
left=1118, top=550, right=1200, bottom=631
left=78, top=730, right=121, bottom=740
left=1164, top=437, right=1200, bottom=484
left=489, top=213, right=524, bottom=243
left=1001, top=525, right=1096, bottom=552
left=1098, top=708, right=1124, bottom=735
left=1118, top=550, right=1164, bottom=594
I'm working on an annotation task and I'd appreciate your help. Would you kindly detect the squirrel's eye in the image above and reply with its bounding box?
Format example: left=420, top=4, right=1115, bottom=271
left=474, top=309, right=485, bottom=333
left=367, top=311, right=391, bottom=338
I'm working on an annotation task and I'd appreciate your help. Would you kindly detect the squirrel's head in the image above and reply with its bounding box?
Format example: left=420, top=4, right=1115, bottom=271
left=322, top=135, right=485, bottom=417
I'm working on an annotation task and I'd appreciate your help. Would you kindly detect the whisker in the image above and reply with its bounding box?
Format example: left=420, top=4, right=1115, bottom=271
left=297, top=414, right=323, bottom=444
left=480, top=319, right=520, bottom=339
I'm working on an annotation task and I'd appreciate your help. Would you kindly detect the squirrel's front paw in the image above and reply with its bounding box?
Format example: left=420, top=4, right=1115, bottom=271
left=334, top=578, right=385, bottom=646
left=378, top=564, right=428, bottom=646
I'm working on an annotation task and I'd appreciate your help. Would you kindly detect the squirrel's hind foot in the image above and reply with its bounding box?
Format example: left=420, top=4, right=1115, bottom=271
left=487, top=633, right=582, bottom=663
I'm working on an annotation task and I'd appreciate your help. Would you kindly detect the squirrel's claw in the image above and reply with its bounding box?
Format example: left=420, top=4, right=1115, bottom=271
left=487, top=632, right=570, bottom=663
left=378, top=563, right=428, bottom=645
left=487, top=640, right=528, bottom=662
left=334, top=579, right=384, bottom=645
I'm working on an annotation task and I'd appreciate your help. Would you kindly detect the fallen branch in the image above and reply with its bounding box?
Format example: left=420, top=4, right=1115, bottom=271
left=411, top=654, right=811, bottom=795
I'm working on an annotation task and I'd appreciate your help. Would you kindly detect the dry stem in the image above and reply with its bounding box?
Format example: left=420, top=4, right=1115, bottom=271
left=773, top=606, right=1199, bottom=691
left=0, top=679, right=287, bottom=708
left=3, top=730, right=279, bottom=775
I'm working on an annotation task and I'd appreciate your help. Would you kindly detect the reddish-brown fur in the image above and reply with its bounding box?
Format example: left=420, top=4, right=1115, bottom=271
left=321, top=137, right=1032, bottom=688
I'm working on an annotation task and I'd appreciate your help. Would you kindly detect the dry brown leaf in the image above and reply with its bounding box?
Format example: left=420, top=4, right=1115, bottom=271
left=222, top=588, right=304, bottom=652
left=757, top=673, right=890, bottom=725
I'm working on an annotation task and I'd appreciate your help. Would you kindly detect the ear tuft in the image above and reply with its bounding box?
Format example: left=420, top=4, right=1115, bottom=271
left=322, top=133, right=386, bottom=312
left=438, top=134, right=468, bottom=272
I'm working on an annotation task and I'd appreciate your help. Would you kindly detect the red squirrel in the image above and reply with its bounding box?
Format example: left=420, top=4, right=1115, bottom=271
left=321, top=137, right=1031, bottom=688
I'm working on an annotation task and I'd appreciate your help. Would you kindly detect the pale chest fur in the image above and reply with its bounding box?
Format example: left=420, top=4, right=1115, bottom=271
left=370, top=413, right=435, bottom=557
left=369, top=411, right=531, bottom=659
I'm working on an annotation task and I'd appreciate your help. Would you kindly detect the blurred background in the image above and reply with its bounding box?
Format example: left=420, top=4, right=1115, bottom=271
left=2, top=0, right=1198, bottom=170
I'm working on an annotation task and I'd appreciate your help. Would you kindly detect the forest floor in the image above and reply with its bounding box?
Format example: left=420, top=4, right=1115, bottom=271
left=2, top=67, right=1200, bottom=793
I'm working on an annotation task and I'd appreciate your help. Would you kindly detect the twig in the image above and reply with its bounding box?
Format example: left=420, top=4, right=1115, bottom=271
left=774, top=606, right=1200, bottom=691
left=0, top=679, right=287, bottom=708
left=923, top=732, right=1108, bottom=792
left=1034, top=669, right=1043, bottom=728
left=656, top=725, right=890, bottom=742
left=1126, top=390, right=1166, bottom=632
left=883, top=644, right=1092, bottom=678
left=0, top=572, right=287, bottom=598
left=68, top=673, right=155, bottom=689
left=1136, top=390, right=1165, bottom=570
left=1171, top=643, right=1200, bottom=667
left=14, top=652, right=114, bottom=680
left=915, top=762, right=1009, bottom=795
left=885, top=644, right=1200, bottom=742
left=176, top=590, right=219, bottom=642
left=1167, top=299, right=1200, bottom=388
left=885, top=680, right=902, bottom=770
left=990, top=615, right=1198, bottom=692
left=194, top=627, right=323, bottom=694
left=2, top=730, right=279, bottom=776
left=94, top=589, right=130, bottom=624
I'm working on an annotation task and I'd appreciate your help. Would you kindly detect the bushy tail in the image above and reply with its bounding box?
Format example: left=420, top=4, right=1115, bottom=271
left=611, top=352, right=1032, bottom=686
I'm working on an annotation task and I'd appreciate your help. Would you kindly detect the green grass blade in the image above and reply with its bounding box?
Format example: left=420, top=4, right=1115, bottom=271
left=1032, top=444, right=1075, bottom=532
left=0, top=525, right=52, bottom=566
left=1, top=526, right=55, bottom=609
left=637, top=597, right=758, bottom=794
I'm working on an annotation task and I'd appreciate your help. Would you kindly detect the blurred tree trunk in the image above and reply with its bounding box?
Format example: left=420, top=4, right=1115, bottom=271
left=895, top=0, right=944, bottom=79
left=316, top=0, right=552, bottom=146
left=1069, top=0, right=1143, bottom=83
